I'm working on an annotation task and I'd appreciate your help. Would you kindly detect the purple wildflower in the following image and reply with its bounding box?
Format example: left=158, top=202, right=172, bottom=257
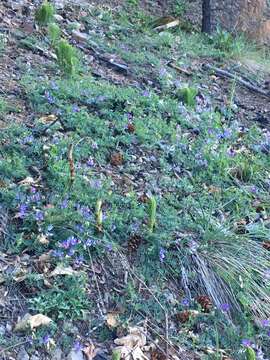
left=44, top=90, right=55, bottom=104
left=18, top=204, right=28, bottom=218
left=241, top=339, right=252, bottom=347
left=60, top=198, right=68, bottom=209
left=159, top=67, right=167, bottom=77
left=30, top=192, right=41, bottom=202
left=86, top=158, right=94, bottom=167
left=142, top=90, right=150, bottom=97
left=227, top=148, right=236, bottom=157
left=159, top=248, right=166, bottom=263
left=73, top=340, right=83, bottom=352
left=52, top=249, right=64, bottom=258
left=91, top=142, right=98, bottom=150
left=69, top=236, right=80, bottom=246
left=72, top=104, right=80, bottom=113
left=60, top=239, right=71, bottom=249
left=41, top=334, right=51, bottom=345
left=35, top=210, right=44, bottom=222
left=85, top=238, right=96, bottom=247
left=50, top=81, right=59, bottom=90
left=21, top=135, right=34, bottom=145
left=181, top=298, right=190, bottom=307
left=267, top=330, right=270, bottom=337
left=30, top=186, right=37, bottom=193
left=90, top=180, right=102, bottom=190
left=220, top=303, right=230, bottom=312
left=68, top=248, right=76, bottom=256
left=74, top=255, right=84, bottom=267
left=261, top=319, right=270, bottom=327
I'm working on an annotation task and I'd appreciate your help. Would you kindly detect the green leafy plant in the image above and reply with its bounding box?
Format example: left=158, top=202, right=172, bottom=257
left=148, top=196, right=157, bottom=233
left=246, top=347, right=256, bottom=360
left=179, top=86, right=198, bottom=107
left=35, top=1, right=55, bottom=26
left=55, top=39, right=77, bottom=75
left=212, top=28, right=234, bottom=52
left=112, top=350, right=121, bottom=360
left=48, top=22, right=61, bottom=46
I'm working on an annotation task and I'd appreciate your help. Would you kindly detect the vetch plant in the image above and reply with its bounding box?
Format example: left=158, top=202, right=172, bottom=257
left=35, top=1, right=55, bottom=26
left=245, top=347, right=256, bottom=360
left=148, top=196, right=157, bottom=233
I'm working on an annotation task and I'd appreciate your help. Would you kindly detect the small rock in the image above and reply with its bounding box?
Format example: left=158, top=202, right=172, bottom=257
left=30, top=355, right=40, bottom=360
left=51, top=347, right=63, bottom=360
left=72, top=30, right=88, bottom=43
left=66, top=350, right=84, bottom=360
left=17, top=348, right=29, bottom=360
left=54, top=14, right=64, bottom=22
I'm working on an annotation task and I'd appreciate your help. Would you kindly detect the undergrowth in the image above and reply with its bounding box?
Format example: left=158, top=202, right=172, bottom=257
left=0, top=1, right=270, bottom=359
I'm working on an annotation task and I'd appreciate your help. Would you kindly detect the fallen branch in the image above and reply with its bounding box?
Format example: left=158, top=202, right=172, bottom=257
left=202, top=63, right=270, bottom=98
left=167, top=61, right=192, bottom=76
left=67, top=143, right=75, bottom=185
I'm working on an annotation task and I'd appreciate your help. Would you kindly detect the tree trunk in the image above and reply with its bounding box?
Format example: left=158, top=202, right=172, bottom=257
left=202, top=0, right=212, bottom=34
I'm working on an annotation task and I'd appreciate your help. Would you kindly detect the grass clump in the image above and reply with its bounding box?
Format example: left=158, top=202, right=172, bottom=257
left=48, top=22, right=61, bottom=46
left=55, top=39, right=77, bottom=75
left=178, top=86, right=198, bottom=107
left=35, top=1, right=55, bottom=26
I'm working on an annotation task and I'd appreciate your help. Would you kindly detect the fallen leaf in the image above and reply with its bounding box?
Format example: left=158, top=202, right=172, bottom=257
left=37, top=233, right=50, bottom=245
left=18, top=176, right=36, bottom=186
left=106, top=312, right=118, bottom=328
left=83, top=343, right=98, bottom=360
left=39, top=114, right=57, bottom=123
left=48, top=265, right=78, bottom=277
left=15, top=313, right=52, bottom=331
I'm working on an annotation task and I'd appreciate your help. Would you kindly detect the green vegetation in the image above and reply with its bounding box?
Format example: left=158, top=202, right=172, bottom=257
left=55, top=39, right=77, bottom=75
left=1, top=1, right=270, bottom=359
left=35, top=1, right=55, bottom=26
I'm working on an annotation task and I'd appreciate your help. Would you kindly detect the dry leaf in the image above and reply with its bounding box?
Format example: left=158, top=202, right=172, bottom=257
left=37, top=234, right=50, bottom=245
left=83, top=343, right=98, bottom=360
left=15, top=313, right=52, bottom=331
left=114, top=326, right=147, bottom=360
left=18, top=176, right=36, bottom=186
left=106, top=312, right=118, bottom=328
left=39, top=114, right=57, bottom=123
left=48, top=265, right=77, bottom=277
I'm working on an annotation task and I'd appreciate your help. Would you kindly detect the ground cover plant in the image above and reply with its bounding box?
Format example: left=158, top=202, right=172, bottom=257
left=0, top=1, right=270, bottom=359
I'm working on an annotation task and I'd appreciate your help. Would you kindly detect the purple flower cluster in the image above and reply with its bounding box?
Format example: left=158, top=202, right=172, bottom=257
left=18, top=204, right=28, bottom=219
left=44, top=90, right=55, bottom=105
left=159, top=248, right=166, bottom=263
left=219, top=303, right=230, bottom=312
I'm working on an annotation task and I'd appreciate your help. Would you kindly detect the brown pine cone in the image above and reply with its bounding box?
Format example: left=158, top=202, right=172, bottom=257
left=197, top=295, right=212, bottom=312
left=127, top=122, right=135, bottom=133
left=110, top=152, right=123, bottom=166
left=128, top=235, right=142, bottom=252
left=263, top=241, right=270, bottom=250
left=175, top=310, right=191, bottom=323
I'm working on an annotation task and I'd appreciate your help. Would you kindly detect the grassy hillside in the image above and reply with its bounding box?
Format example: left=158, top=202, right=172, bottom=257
left=0, top=1, right=270, bottom=359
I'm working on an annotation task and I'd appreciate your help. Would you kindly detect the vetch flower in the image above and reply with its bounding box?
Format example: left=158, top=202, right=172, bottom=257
left=18, top=204, right=28, bottom=218
left=35, top=210, right=44, bottom=222
left=85, top=238, right=96, bottom=247
left=142, top=90, right=150, bottom=97
left=181, top=298, right=190, bottom=307
left=261, top=319, right=270, bottom=327
left=73, top=340, right=83, bottom=352
left=86, top=158, right=94, bottom=167
left=72, top=104, right=80, bottom=113
left=241, top=339, right=252, bottom=347
left=220, top=303, right=230, bottom=312
left=52, top=250, right=64, bottom=258
left=159, top=248, right=166, bottom=263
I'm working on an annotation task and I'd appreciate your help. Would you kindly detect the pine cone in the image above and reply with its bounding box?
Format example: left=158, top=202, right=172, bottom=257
left=127, top=123, right=135, bottom=133
left=263, top=241, right=270, bottom=250
left=197, top=295, right=212, bottom=312
left=110, top=152, right=123, bottom=166
left=150, top=349, right=166, bottom=360
left=175, top=310, right=191, bottom=324
left=128, top=235, right=142, bottom=252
